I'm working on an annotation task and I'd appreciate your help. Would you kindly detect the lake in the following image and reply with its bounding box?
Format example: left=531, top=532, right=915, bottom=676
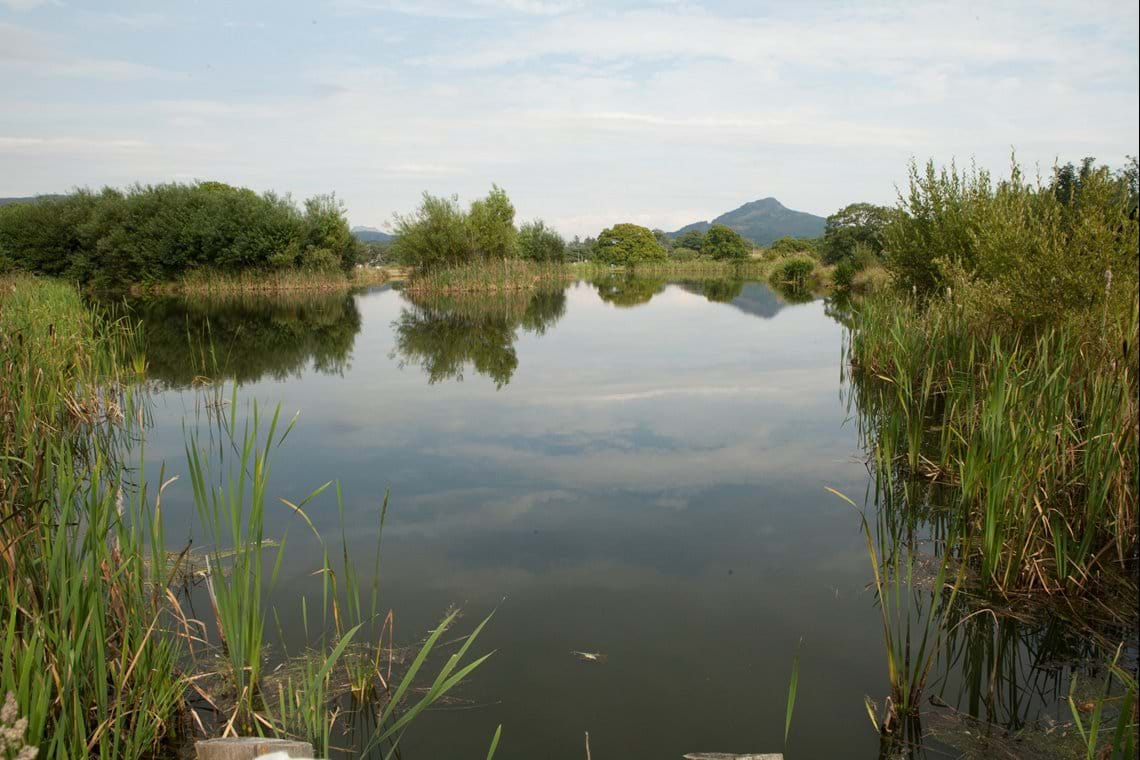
left=120, top=277, right=1079, bottom=759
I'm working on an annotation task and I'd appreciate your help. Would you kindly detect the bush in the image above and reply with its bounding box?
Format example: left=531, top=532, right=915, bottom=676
left=884, top=156, right=1139, bottom=328
left=702, top=224, right=751, bottom=260
left=467, top=184, right=518, bottom=259
left=766, top=236, right=817, bottom=257
left=593, top=223, right=667, bottom=265
left=675, top=228, right=706, bottom=252
left=518, top=219, right=566, bottom=262
left=391, top=185, right=521, bottom=270
left=299, top=246, right=342, bottom=272
left=0, top=182, right=354, bottom=285
left=833, top=258, right=857, bottom=290
left=822, top=203, right=891, bottom=264
left=769, top=254, right=817, bottom=289
left=389, top=193, right=471, bottom=269
left=669, top=246, right=700, bottom=262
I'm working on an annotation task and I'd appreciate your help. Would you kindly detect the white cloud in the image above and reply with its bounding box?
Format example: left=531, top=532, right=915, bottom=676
left=0, top=0, right=54, bottom=10
left=0, top=2, right=1136, bottom=235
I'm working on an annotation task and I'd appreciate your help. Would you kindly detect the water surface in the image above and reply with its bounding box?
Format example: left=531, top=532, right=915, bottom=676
left=124, top=279, right=1078, bottom=758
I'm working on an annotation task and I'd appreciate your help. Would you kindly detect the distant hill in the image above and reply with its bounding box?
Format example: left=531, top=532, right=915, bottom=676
left=351, top=226, right=394, bottom=243
left=671, top=197, right=825, bottom=246
left=0, top=195, right=63, bottom=207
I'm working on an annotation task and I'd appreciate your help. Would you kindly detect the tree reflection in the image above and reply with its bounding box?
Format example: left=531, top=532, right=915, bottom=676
left=112, top=290, right=363, bottom=387
left=592, top=273, right=666, bottom=307
left=392, top=287, right=566, bottom=387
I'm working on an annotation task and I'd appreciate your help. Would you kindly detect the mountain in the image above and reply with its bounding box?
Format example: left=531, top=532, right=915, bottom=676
left=0, top=195, right=63, bottom=206
left=351, top=226, right=394, bottom=243
left=671, top=197, right=825, bottom=246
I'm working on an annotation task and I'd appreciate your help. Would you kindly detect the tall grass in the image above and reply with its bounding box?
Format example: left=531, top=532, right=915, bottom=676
left=146, top=266, right=389, bottom=294
left=1, top=275, right=183, bottom=758
left=1, top=276, right=494, bottom=757
left=406, top=259, right=574, bottom=293
left=848, top=293, right=1137, bottom=595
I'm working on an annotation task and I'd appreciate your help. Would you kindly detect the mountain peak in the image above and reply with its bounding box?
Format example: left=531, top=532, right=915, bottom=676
left=669, top=197, right=823, bottom=246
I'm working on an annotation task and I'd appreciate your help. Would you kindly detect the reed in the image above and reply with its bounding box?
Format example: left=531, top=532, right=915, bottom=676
left=848, top=291, right=1138, bottom=596
left=132, top=267, right=389, bottom=295
left=1, top=275, right=183, bottom=758
left=406, top=259, right=575, bottom=293
left=1, top=276, right=493, bottom=757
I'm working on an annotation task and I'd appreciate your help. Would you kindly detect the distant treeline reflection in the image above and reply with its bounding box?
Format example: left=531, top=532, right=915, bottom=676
left=392, top=286, right=567, bottom=387
left=114, top=290, right=363, bottom=386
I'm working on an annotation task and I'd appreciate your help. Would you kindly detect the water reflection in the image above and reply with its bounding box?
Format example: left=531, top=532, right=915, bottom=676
left=592, top=273, right=667, bottom=307
left=391, top=287, right=567, bottom=387
left=115, top=290, right=363, bottom=387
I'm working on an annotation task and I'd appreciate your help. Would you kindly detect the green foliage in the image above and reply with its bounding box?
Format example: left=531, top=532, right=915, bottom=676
left=518, top=219, right=566, bottom=262
left=392, top=185, right=520, bottom=269
left=849, top=292, right=1138, bottom=593
left=669, top=246, right=700, bottom=262
left=702, top=223, right=752, bottom=260
left=467, top=184, right=518, bottom=260
left=652, top=228, right=674, bottom=251
left=675, top=228, right=706, bottom=252
left=769, top=254, right=817, bottom=289
left=833, top=258, right=857, bottom=290
left=883, top=156, right=1139, bottom=327
left=766, top=236, right=817, bottom=256
left=0, top=183, right=356, bottom=286
left=822, top=202, right=892, bottom=264
left=593, top=223, right=667, bottom=265
left=390, top=193, right=470, bottom=270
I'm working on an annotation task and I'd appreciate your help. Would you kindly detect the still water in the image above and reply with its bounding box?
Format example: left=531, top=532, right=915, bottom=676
left=122, top=279, right=1075, bottom=758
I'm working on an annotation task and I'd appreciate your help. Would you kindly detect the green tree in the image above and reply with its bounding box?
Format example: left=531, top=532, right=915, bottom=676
left=702, top=224, right=751, bottom=260
left=822, top=202, right=892, bottom=264
left=593, top=223, right=667, bottom=265
left=467, top=184, right=518, bottom=259
left=518, top=219, right=566, bottom=262
left=389, top=193, right=470, bottom=269
left=302, top=194, right=356, bottom=270
left=766, top=236, right=817, bottom=256
left=676, top=228, right=706, bottom=252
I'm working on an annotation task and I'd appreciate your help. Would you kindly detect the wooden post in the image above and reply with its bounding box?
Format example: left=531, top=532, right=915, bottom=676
left=195, top=737, right=316, bottom=760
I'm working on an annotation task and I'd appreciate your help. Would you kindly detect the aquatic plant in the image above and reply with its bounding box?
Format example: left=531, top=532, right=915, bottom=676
left=1, top=276, right=493, bottom=757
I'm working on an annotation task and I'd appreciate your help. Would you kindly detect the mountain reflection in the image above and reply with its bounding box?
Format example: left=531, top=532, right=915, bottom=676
left=392, top=287, right=567, bottom=387
left=113, top=290, right=363, bottom=387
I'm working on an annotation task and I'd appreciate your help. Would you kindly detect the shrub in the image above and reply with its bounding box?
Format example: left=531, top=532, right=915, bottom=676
left=669, top=246, right=700, bottom=262
left=702, top=224, right=751, bottom=260
left=389, top=193, right=471, bottom=269
left=822, top=203, right=892, bottom=264
left=833, top=258, right=857, bottom=290
left=883, top=156, right=1139, bottom=328
left=467, top=184, right=518, bottom=259
left=391, top=185, right=521, bottom=270
left=769, top=254, right=817, bottom=289
left=0, top=182, right=354, bottom=285
left=518, top=219, right=566, bottom=262
left=766, top=236, right=817, bottom=257
left=593, top=223, right=667, bottom=265
left=676, top=228, right=706, bottom=252
left=300, top=246, right=342, bottom=272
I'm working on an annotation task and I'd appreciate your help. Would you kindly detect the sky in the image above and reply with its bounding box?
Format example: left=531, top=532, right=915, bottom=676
left=2, top=0, right=1137, bottom=237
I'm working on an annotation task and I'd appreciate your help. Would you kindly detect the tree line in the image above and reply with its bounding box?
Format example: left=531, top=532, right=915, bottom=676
left=0, top=182, right=359, bottom=287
